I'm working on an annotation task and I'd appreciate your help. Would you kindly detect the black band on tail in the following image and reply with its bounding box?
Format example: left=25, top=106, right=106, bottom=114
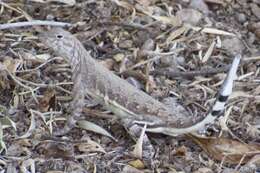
left=218, top=95, right=229, bottom=102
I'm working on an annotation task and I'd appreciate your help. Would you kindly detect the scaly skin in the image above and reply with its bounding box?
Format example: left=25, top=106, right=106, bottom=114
left=39, top=28, right=241, bottom=136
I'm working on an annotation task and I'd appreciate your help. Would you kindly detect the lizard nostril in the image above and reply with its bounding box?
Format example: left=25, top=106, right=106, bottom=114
left=56, top=34, right=63, bottom=39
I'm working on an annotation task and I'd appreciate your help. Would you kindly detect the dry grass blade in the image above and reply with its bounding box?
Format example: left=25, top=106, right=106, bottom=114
left=131, top=124, right=147, bottom=159
left=0, top=122, right=7, bottom=153
left=0, top=20, right=72, bottom=30
left=166, top=26, right=188, bottom=44
left=17, top=110, right=36, bottom=139
left=202, top=39, right=216, bottom=63
left=0, top=116, right=16, bottom=131
left=192, top=27, right=236, bottom=36
left=28, top=0, right=75, bottom=6
left=21, top=159, right=35, bottom=173
left=77, top=120, right=116, bottom=141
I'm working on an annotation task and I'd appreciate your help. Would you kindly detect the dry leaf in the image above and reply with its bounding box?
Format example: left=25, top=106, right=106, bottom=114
left=166, top=26, right=188, bottom=44
left=39, top=89, right=56, bottom=112
left=17, top=110, right=36, bottom=139
left=128, top=159, right=145, bottom=169
left=202, top=39, right=216, bottom=63
left=190, top=135, right=260, bottom=164
left=21, top=159, right=35, bottom=173
left=3, top=57, right=22, bottom=74
left=193, top=167, right=213, bottom=173
left=122, top=165, right=144, bottom=173
left=111, top=0, right=134, bottom=10
left=131, top=124, right=146, bottom=159
left=150, top=15, right=182, bottom=27
left=77, top=120, right=116, bottom=141
left=76, top=139, right=106, bottom=153
left=37, top=141, right=74, bottom=159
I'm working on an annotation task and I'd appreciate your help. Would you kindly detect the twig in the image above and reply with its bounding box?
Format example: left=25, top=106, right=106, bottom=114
left=6, top=70, right=39, bottom=103
left=16, top=57, right=61, bottom=73
left=0, top=20, right=72, bottom=30
left=13, top=76, right=73, bottom=95
left=97, top=21, right=148, bottom=31
left=151, top=66, right=230, bottom=79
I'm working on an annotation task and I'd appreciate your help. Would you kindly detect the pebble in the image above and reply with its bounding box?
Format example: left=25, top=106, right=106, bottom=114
left=236, top=13, right=247, bottom=23
left=222, top=37, right=245, bottom=54
left=189, top=0, right=209, bottom=15
left=176, top=8, right=202, bottom=25
left=250, top=3, right=260, bottom=19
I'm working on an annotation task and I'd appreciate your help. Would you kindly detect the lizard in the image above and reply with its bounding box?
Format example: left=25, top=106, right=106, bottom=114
left=39, top=27, right=241, bottom=137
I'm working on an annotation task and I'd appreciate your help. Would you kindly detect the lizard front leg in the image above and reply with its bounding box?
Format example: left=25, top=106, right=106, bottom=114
left=54, top=75, right=85, bottom=136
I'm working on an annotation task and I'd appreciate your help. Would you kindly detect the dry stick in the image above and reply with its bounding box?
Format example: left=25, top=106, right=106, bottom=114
left=14, top=76, right=73, bottom=95
left=0, top=20, right=72, bottom=30
left=16, top=57, right=61, bottom=73
left=97, top=21, right=148, bottom=31
left=6, top=69, right=39, bottom=103
left=151, top=66, right=230, bottom=79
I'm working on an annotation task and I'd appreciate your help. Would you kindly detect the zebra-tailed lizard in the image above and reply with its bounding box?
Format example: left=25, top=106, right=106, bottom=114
left=39, top=28, right=241, bottom=137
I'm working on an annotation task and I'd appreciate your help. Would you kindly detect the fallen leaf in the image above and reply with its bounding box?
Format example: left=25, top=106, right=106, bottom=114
left=190, top=135, right=260, bottom=164
left=21, top=159, right=35, bottom=173
left=3, top=57, right=22, bottom=74
left=131, top=124, right=146, bottom=159
left=17, top=110, right=36, bottom=139
left=122, top=165, right=144, bottom=173
left=37, top=141, right=74, bottom=159
left=192, top=27, right=236, bottom=36
left=193, top=167, right=213, bottom=173
left=39, top=89, right=56, bottom=112
left=128, top=159, right=145, bottom=169
left=77, top=120, right=116, bottom=141
left=75, top=138, right=106, bottom=153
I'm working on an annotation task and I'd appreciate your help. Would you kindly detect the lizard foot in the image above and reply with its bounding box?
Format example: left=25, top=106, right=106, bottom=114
left=53, top=125, right=74, bottom=136
left=53, top=116, right=77, bottom=136
left=122, top=119, right=156, bottom=169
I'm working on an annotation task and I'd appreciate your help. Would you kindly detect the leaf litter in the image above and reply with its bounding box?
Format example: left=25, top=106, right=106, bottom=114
left=0, top=0, right=259, bottom=172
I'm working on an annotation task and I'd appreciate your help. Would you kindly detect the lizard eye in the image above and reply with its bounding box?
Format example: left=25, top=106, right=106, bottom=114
left=56, top=34, right=63, bottom=39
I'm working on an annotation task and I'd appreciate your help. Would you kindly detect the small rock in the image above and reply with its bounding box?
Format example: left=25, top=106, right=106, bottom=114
left=248, top=22, right=260, bottom=40
left=141, top=39, right=155, bottom=51
left=113, top=53, right=125, bottom=62
left=236, top=13, right=247, bottom=23
left=160, top=55, right=177, bottom=67
left=253, top=0, right=260, bottom=5
left=119, top=40, right=133, bottom=49
left=189, top=0, right=209, bottom=15
left=250, top=3, right=260, bottom=19
left=176, top=8, right=202, bottom=25
left=222, top=37, right=245, bottom=54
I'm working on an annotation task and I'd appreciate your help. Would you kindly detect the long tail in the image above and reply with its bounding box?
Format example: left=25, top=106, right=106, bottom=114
left=209, top=54, right=241, bottom=118
left=146, top=54, right=242, bottom=136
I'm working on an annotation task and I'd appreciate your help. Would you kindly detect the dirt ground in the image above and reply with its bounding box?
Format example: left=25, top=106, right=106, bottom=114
left=0, top=0, right=259, bottom=172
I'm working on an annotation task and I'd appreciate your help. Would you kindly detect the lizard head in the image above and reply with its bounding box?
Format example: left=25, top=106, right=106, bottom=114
left=39, top=27, right=78, bottom=62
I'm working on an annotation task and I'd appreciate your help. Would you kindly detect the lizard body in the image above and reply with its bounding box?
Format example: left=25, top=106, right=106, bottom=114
left=39, top=28, right=241, bottom=136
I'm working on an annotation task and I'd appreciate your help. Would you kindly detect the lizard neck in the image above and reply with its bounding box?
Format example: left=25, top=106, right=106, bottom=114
left=67, top=41, right=86, bottom=77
